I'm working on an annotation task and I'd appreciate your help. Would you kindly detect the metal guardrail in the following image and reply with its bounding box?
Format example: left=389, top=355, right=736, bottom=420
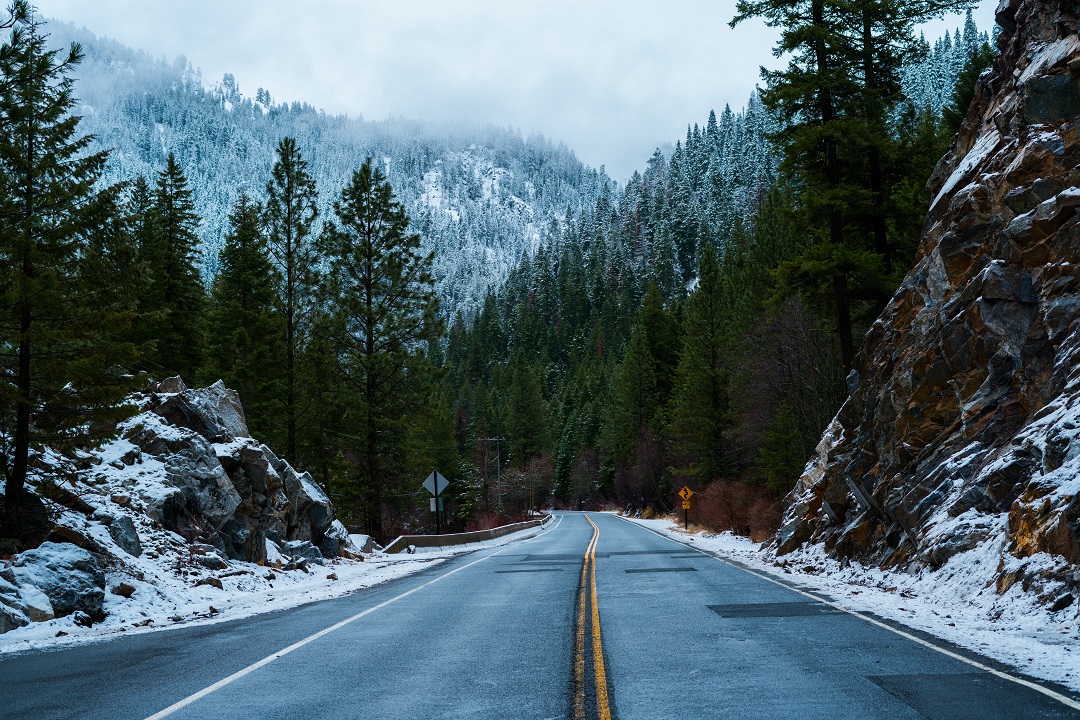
left=381, top=514, right=553, bottom=554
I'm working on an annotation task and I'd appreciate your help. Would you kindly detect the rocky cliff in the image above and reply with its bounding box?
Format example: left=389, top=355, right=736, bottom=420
left=0, top=378, right=358, bottom=633
left=777, top=0, right=1080, bottom=614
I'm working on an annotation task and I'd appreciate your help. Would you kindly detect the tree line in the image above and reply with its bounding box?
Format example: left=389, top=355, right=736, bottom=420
left=0, top=4, right=446, bottom=541
left=442, top=3, right=997, bottom=535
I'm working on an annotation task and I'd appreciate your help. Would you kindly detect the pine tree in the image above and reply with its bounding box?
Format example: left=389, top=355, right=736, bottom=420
left=205, top=192, right=286, bottom=446
left=141, top=152, right=205, bottom=381
left=0, top=4, right=138, bottom=537
left=669, top=244, right=729, bottom=483
left=264, top=137, right=318, bottom=465
left=734, top=0, right=860, bottom=369
left=316, top=159, right=442, bottom=537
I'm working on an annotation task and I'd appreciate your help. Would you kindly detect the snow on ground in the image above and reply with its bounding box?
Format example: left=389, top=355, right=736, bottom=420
left=621, top=515, right=1080, bottom=693
left=0, top=523, right=550, bottom=657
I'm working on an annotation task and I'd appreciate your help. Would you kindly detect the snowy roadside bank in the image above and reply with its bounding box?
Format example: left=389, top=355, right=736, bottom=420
left=0, top=520, right=555, bottom=656
left=620, top=515, right=1079, bottom=694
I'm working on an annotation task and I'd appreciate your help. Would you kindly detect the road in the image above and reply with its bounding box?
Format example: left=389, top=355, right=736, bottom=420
left=0, top=512, right=1077, bottom=719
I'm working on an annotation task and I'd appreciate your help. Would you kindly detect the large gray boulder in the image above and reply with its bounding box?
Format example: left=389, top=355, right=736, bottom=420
left=12, top=542, right=106, bottom=619
left=107, top=516, right=143, bottom=558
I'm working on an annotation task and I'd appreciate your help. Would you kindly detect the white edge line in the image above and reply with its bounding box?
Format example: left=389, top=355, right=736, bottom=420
left=142, top=514, right=565, bottom=720
left=616, top=515, right=1080, bottom=712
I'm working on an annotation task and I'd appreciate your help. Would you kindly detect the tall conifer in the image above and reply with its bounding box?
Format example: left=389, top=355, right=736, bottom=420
left=0, top=4, right=138, bottom=536
left=141, top=152, right=205, bottom=380
left=206, top=193, right=286, bottom=446
left=317, top=159, right=442, bottom=536
left=264, top=137, right=318, bottom=465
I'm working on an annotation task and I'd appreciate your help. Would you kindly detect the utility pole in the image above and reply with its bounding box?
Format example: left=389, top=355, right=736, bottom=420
left=479, top=438, right=505, bottom=514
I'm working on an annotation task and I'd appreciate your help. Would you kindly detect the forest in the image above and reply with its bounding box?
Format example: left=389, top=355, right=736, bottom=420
left=0, top=0, right=995, bottom=543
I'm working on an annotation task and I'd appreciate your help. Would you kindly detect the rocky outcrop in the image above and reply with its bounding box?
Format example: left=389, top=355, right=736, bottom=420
left=0, top=378, right=357, bottom=635
left=777, top=0, right=1080, bottom=611
left=128, top=378, right=338, bottom=564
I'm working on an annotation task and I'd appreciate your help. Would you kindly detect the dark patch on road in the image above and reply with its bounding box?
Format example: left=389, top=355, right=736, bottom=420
left=625, top=567, right=698, bottom=574
left=866, top=673, right=1080, bottom=719
left=708, top=602, right=843, bottom=618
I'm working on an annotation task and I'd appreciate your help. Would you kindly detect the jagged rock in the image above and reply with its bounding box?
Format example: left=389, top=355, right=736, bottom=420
left=107, top=515, right=142, bottom=558
left=12, top=542, right=106, bottom=620
left=154, top=380, right=249, bottom=443
left=196, top=554, right=227, bottom=571
left=0, top=604, right=29, bottom=633
left=110, top=582, right=136, bottom=598
left=318, top=520, right=351, bottom=558
left=127, top=418, right=242, bottom=536
left=775, top=0, right=1080, bottom=597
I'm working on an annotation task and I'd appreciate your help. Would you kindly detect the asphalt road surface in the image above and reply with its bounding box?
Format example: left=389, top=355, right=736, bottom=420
left=1, top=512, right=1077, bottom=719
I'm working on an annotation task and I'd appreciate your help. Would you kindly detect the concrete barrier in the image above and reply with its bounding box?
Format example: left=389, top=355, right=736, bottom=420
left=382, top=515, right=553, bottom=554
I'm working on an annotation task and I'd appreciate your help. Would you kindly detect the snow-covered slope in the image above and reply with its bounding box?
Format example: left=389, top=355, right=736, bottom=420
left=46, top=21, right=609, bottom=319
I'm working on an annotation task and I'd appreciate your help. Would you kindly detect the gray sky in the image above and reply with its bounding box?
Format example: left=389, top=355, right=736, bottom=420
left=34, top=0, right=997, bottom=182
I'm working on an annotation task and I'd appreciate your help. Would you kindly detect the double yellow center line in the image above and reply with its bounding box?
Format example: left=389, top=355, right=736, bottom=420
left=574, top=514, right=613, bottom=720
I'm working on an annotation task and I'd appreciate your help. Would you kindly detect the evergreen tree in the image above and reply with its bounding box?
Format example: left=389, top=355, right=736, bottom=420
left=941, top=36, right=997, bottom=136
left=205, top=192, right=286, bottom=446
left=0, top=3, right=138, bottom=536
left=669, top=244, right=729, bottom=483
left=264, top=136, right=318, bottom=465
left=316, top=159, right=442, bottom=537
left=734, top=0, right=860, bottom=368
left=141, top=152, right=205, bottom=381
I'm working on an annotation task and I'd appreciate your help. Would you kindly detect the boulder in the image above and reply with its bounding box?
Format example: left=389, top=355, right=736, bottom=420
left=107, top=516, right=143, bottom=558
left=12, top=542, right=105, bottom=619
left=318, top=520, right=351, bottom=558
left=127, top=419, right=241, bottom=534
left=283, top=540, right=324, bottom=565
left=156, top=376, right=187, bottom=394
left=0, top=604, right=28, bottom=634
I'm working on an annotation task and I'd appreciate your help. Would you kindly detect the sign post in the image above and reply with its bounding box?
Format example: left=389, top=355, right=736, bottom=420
left=423, top=471, right=450, bottom=535
left=678, top=486, right=694, bottom=530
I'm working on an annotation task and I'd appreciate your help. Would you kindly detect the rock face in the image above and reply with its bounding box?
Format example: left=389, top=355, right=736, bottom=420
left=777, top=0, right=1080, bottom=608
left=0, top=378, right=356, bottom=636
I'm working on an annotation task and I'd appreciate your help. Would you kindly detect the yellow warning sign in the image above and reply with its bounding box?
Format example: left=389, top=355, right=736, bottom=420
left=682, top=500, right=691, bottom=510
left=678, top=486, right=693, bottom=501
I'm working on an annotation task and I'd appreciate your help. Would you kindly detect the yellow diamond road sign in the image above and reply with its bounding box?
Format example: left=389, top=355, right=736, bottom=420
left=678, top=486, right=693, bottom=501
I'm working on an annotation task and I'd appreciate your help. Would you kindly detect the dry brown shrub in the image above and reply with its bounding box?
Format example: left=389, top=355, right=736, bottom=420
left=693, top=481, right=782, bottom=539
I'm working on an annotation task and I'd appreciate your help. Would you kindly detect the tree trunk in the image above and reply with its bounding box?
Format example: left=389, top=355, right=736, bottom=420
left=863, top=9, right=891, bottom=274
left=814, top=0, right=855, bottom=372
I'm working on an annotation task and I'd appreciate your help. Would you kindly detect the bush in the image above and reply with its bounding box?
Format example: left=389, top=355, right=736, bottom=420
left=694, top=481, right=782, bottom=540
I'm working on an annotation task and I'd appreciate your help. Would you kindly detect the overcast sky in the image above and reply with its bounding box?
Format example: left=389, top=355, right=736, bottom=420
left=34, top=0, right=997, bottom=182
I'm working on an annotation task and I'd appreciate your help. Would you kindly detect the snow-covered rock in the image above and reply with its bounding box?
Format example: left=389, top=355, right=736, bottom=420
left=12, top=542, right=105, bottom=620
left=0, top=380, right=353, bottom=636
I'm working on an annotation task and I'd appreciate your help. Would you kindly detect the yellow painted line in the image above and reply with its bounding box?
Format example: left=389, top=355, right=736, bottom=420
left=585, top=515, right=613, bottom=720
left=574, top=546, right=588, bottom=720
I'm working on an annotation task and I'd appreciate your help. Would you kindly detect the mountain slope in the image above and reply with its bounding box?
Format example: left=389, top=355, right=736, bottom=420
left=48, top=21, right=609, bottom=318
